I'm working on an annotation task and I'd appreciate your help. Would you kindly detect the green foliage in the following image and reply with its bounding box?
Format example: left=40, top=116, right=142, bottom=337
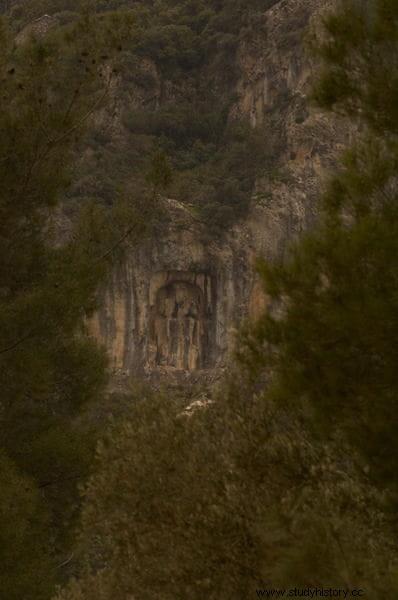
left=7, top=1, right=398, bottom=598
left=117, top=102, right=272, bottom=234
left=145, top=148, right=174, bottom=191
left=5, top=0, right=281, bottom=234
left=233, top=0, right=398, bottom=587
left=237, top=0, right=398, bottom=491
left=223, top=384, right=398, bottom=595
left=0, top=10, right=145, bottom=598
left=55, top=2, right=398, bottom=597
left=0, top=450, right=55, bottom=599
left=310, top=0, right=398, bottom=134
left=240, top=195, right=398, bottom=488
left=55, top=394, right=263, bottom=600
left=56, top=385, right=398, bottom=599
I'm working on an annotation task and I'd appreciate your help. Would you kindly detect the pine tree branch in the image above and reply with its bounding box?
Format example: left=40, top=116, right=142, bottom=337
left=38, top=473, right=82, bottom=489
left=95, top=222, right=138, bottom=263
left=50, top=71, right=113, bottom=147
left=56, top=553, right=75, bottom=569
left=15, top=71, right=113, bottom=204
left=0, top=327, right=37, bottom=355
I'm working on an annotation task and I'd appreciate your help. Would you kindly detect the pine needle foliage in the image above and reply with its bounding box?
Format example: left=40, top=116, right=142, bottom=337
left=55, top=1, right=398, bottom=598
left=0, top=10, right=144, bottom=598
left=237, top=0, right=398, bottom=489
left=7, top=0, right=282, bottom=235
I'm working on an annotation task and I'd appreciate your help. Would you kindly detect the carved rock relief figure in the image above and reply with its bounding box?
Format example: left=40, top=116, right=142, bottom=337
left=149, top=272, right=212, bottom=371
left=151, top=281, right=205, bottom=370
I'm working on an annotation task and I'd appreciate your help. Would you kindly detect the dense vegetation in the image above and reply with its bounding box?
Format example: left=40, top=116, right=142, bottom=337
left=0, top=9, right=145, bottom=598
left=1, top=0, right=397, bottom=598
left=55, top=0, right=398, bottom=598
left=5, top=0, right=282, bottom=234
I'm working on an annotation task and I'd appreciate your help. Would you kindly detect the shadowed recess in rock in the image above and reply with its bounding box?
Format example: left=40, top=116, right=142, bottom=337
left=149, top=272, right=212, bottom=371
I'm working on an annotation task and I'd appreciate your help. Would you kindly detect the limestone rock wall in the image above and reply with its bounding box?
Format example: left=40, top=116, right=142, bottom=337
left=91, top=0, right=346, bottom=379
left=90, top=200, right=252, bottom=377
left=149, top=271, right=213, bottom=371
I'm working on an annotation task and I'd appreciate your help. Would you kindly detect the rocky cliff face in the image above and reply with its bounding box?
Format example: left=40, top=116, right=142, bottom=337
left=90, top=0, right=346, bottom=380
left=90, top=198, right=252, bottom=379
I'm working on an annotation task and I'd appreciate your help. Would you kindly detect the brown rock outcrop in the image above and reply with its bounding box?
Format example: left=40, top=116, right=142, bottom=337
left=91, top=0, right=346, bottom=380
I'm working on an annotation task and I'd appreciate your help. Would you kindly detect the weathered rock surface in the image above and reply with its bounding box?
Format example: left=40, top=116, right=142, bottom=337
left=91, top=0, right=346, bottom=380
left=90, top=199, right=252, bottom=378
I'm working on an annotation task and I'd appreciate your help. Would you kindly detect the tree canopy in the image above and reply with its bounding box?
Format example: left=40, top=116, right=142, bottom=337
left=55, top=2, right=398, bottom=598
left=238, top=0, right=398, bottom=488
left=0, top=10, right=144, bottom=598
left=2, top=0, right=398, bottom=597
